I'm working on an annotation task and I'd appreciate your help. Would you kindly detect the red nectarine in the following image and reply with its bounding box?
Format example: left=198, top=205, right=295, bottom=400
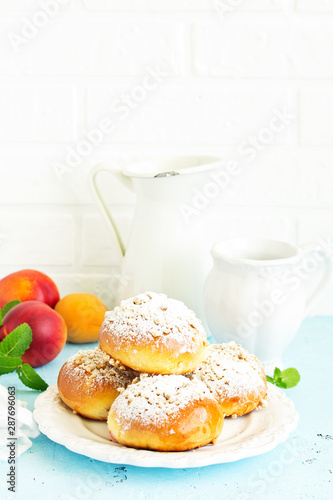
left=0, top=269, right=60, bottom=309
left=0, top=301, right=67, bottom=367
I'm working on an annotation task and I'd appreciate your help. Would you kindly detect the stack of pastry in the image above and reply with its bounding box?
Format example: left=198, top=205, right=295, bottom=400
left=57, top=291, right=267, bottom=452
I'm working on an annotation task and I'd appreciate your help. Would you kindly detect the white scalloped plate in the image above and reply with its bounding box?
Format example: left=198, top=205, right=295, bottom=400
left=33, top=384, right=299, bottom=468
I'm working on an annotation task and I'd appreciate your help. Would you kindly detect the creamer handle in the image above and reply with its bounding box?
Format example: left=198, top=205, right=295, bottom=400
left=300, top=242, right=333, bottom=315
left=89, top=164, right=134, bottom=257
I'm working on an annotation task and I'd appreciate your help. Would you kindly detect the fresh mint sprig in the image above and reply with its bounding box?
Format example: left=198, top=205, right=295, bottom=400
left=0, top=312, right=48, bottom=391
left=0, top=323, right=32, bottom=358
left=0, top=300, right=21, bottom=327
left=17, top=363, right=48, bottom=391
left=266, top=367, right=300, bottom=389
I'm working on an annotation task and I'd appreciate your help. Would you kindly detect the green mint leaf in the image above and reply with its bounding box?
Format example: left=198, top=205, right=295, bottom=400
left=280, top=368, right=301, bottom=389
left=0, top=323, right=32, bottom=358
left=2, top=300, right=21, bottom=318
left=0, top=300, right=21, bottom=327
left=0, top=356, right=22, bottom=375
left=275, top=379, right=288, bottom=389
left=267, top=367, right=301, bottom=389
left=17, top=364, right=48, bottom=391
left=273, top=367, right=282, bottom=380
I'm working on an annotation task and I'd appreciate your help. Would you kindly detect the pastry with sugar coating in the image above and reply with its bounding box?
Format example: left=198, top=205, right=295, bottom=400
left=98, top=292, right=209, bottom=374
left=57, top=347, right=138, bottom=420
left=190, top=342, right=267, bottom=417
left=108, top=374, right=224, bottom=451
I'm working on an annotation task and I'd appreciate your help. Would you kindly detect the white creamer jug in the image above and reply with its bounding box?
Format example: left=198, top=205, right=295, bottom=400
left=204, top=237, right=332, bottom=369
left=90, top=156, right=224, bottom=321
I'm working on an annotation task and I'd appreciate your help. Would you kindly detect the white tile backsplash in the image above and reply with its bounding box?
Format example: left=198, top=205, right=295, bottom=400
left=86, top=85, right=294, bottom=145
left=296, top=0, right=333, bottom=12
left=0, top=213, right=75, bottom=266
left=300, top=88, right=333, bottom=146
left=0, top=85, right=78, bottom=142
left=0, top=1, right=333, bottom=316
left=192, top=20, right=333, bottom=78
left=21, top=20, right=183, bottom=76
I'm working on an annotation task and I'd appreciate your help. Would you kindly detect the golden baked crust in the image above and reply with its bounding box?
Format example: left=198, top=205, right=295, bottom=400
left=99, top=292, right=208, bottom=374
left=190, top=342, right=267, bottom=417
left=108, top=374, right=224, bottom=451
left=57, top=347, right=138, bottom=420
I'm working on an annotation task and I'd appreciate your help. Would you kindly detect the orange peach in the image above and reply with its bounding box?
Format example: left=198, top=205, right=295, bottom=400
left=0, top=301, right=67, bottom=367
left=55, top=293, right=108, bottom=343
left=0, top=269, right=60, bottom=309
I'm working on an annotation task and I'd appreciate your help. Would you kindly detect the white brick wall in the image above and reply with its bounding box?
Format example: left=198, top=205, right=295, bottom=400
left=0, top=212, right=75, bottom=267
left=86, top=86, right=294, bottom=144
left=192, top=20, right=333, bottom=78
left=300, top=88, right=333, bottom=145
left=296, top=0, right=333, bottom=12
left=0, top=85, right=78, bottom=142
left=0, top=0, right=333, bottom=316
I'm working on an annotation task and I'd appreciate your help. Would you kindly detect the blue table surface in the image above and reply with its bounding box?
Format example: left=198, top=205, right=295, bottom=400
left=0, top=316, right=332, bottom=500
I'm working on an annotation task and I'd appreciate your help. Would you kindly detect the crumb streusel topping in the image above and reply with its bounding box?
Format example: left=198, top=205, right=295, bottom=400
left=111, top=374, right=216, bottom=431
left=101, top=292, right=208, bottom=354
left=64, top=347, right=138, bottom=392
left=191, top=342, right=267, bottom=401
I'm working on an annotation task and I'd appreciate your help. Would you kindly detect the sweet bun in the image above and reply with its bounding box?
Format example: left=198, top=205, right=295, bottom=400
left=57, top=347, right=138, bottom=420
left=191, top=342, right=267, bottom=417
left=99, top=292, right=208, bottom=375
left=107, top=374, right=224, bottom=451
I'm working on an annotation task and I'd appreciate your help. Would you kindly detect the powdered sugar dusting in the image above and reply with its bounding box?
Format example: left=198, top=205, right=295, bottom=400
left=101, top=292, right=207, bottom=354
left=63, top=347, right=138, bottom=393
left=111, top=374, right=214, bottom=431
left=191, top=342, right=267, bottom=401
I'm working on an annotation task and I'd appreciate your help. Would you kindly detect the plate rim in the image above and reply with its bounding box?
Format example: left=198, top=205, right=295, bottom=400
left=33, top=384, right=299, bottom=469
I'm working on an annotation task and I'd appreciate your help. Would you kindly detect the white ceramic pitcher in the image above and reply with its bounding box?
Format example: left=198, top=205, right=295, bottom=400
left=90, top=156, right=224, bottom=319
left=204, top=238, right=333, bottom=369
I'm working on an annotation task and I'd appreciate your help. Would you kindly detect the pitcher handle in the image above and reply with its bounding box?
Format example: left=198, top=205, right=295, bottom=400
left=300, top=242, right=333, bottom=315
left=89, top=164, right=134, bottom=257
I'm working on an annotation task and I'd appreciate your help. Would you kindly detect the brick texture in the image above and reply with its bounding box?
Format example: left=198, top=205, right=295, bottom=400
left=0, top=2, right=333, bottom=315
left=0, top=85, right=78, bottom=142
left=192, top=21, right=333, bottom=78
